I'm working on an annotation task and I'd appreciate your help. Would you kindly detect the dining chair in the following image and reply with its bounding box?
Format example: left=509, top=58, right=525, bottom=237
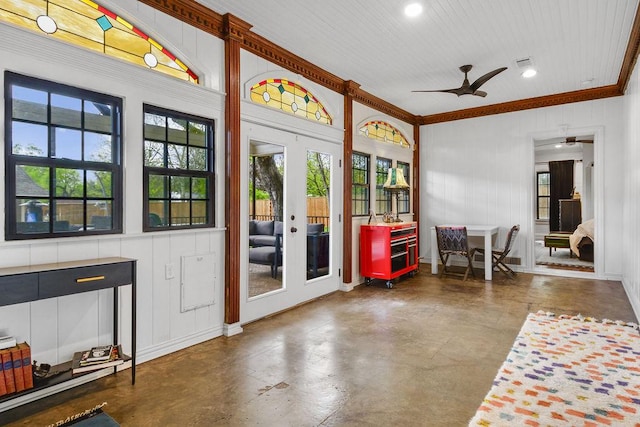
left=475, top=224, right=520, bottom=279
left=435, top=226, right=476, bottom=281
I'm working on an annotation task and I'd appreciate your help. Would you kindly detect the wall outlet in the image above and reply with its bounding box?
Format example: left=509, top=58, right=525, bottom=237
left=165, top=263, right=175, bottom=279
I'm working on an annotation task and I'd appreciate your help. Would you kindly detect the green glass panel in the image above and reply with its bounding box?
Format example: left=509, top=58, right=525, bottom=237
left=171, top=176, right=190, bottom=199
left=86, top=170, right=112, bottom=198
left=192, top=177, right=207, bottom=199
left=55, top=168, right=83, bottom=197
left=149, top=174, right=169, bottom=198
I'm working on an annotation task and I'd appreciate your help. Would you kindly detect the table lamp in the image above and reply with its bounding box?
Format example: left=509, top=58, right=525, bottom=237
left=383, top=168, right=410, bottom=222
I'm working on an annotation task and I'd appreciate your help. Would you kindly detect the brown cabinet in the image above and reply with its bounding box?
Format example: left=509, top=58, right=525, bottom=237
left=559, top=199, right=581, bottom=232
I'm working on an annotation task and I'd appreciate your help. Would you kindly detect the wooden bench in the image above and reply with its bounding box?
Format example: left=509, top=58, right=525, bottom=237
left=544, top=232, right=572, bottom=257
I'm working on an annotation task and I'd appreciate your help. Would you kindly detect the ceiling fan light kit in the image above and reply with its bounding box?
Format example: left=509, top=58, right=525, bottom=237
left=412, top=64, right=507, bottom=97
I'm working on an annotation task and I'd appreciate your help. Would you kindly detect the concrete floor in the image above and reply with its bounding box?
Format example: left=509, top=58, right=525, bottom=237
left=3, top=268, right=637, bottom=426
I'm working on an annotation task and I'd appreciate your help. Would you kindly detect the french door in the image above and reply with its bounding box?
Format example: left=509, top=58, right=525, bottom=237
left=240, top=122, right=342, bottom=324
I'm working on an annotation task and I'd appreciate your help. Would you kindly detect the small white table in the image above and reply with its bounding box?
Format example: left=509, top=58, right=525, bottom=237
left=430, top=225, right=499, bottom=280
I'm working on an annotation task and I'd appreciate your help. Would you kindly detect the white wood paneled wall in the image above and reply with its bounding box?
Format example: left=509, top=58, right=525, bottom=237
left=623, top=59, right=640, bottom=320
left=420, top=97, right=625, bottom=280
left=0, top=0, right=227, bottom=368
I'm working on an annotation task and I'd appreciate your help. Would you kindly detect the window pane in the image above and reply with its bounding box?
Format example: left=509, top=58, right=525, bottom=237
left=168, top=118, right=188, bottom=144
left=17, top=198, right=48, bottom=223
left=170, top=200, right=190, bottom=226
left=192, top=177, right=208, bottom=199
left=89, top=200, right=113, bottom=229
left=51, top=94, right=81, bottom=128
left=53, top=199, right=85, bottom=231
left=149, top=200, right=169, bottom=223
left=84, top=100, right=113, bottom=133
left=87, top=170, right=112, bottom=198
left=13, top=86, right=47, bottom=123
left=171, top=176, right=190, bottom=198
left=12, top=121, right=48, bottom=156
left=16, top=165, right=49, bottom=197
left=149, top=174, right=169, bottom=198
left=191, top=200, right=208, bottom=225
left=188, top=147, right=207, bottom=171
left=168, top=144, right=187, bottom=169
left=55, top=168, right=83, bottom=197
left=189, top=123, right=206, bottom=147
left=145, top=141, right=165, bottom=167
left=53, top=127, right=82, bottom=160
left=144, top=113, right=166, bottom=140
left=85, top=132, right=112, bottom=163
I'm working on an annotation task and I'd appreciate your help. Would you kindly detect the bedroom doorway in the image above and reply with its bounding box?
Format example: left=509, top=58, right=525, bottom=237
left=533, top=134, right=594, bottom=273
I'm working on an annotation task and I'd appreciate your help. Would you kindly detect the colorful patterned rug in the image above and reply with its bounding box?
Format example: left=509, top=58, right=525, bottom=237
left=469, top=311, right=640, bottom=426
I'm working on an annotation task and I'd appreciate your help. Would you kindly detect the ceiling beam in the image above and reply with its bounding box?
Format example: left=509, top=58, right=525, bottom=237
left=419, top=85, right=622, bottom=125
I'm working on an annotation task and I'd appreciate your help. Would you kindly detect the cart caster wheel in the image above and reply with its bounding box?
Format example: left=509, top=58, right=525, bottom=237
left=365, top=277, right=372, bottom=286
left=386, top=280, right=393, bottom=289
left=409, top=270, right=416, bottom=278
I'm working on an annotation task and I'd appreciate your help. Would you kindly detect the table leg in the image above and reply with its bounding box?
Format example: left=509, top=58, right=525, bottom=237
left=484, top=231, right=492, bottom=280
left=431, top=228, right=438, bottom=274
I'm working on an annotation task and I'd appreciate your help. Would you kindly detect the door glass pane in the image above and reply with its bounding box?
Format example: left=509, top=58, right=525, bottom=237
left=306, top=150, right=331, bottom=279
left=248, top=141, right=284, bottom=298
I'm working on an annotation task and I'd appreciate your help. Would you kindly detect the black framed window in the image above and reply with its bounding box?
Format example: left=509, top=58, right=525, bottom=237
left=352, top=152, right=370, bottom=216
left=143, top=105, right=215, bottom=230
left=397, top=161, right=410, bottom=214
left=5, top=72, right=122, bottom=240
left=375, top=157, right=392, bottom=214
left=537, top=171, right=550, bottom=220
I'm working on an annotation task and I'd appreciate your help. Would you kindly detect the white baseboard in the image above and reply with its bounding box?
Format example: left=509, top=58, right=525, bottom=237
left=136, top=327, right=224, bottom=364
left=223, top=322, right=243, bottom=337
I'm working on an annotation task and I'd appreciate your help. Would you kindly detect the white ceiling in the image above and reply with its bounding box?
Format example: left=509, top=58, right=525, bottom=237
left=199, top=0, right=639, bottom=117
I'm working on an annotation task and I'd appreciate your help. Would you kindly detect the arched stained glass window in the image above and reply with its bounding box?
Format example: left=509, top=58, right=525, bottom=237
left=1, top=0, right=199, bottom=84
left=250, top=79, right=332, bottom=125
left=358, top=121, right=410, bottom=148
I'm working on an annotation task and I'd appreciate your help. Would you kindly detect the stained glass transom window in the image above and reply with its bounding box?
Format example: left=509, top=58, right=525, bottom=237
left=1, top=0, right=198, bottom=84
left=250, top=79, right=332, bottom=125
left=358, top=121, right=410, bottom=148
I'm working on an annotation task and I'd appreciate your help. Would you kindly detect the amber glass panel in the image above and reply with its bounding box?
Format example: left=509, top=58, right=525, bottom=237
left=358, top=121, right=410, bottom=147
left=250, top=79, right=332, bottom=125
left=2, top=0, right=198, bottom=84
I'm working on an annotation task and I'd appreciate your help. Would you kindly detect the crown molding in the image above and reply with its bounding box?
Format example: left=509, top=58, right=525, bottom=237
left=419, top=85, right=622, bottom=125
left=618, top=0, right=640, bottom=92
left=143, top=0, right=637, bottom=126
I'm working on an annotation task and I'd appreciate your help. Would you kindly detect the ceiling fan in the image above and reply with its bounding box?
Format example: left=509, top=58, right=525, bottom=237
left=412, top=64, right=507, bottom=97
left=564, top=136, right=593, bottom=145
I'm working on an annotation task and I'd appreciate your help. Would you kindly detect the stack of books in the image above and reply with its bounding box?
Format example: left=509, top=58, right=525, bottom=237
left=0, top=340, right=34, bottom=396
left=72, top=345, right=125, bottom=374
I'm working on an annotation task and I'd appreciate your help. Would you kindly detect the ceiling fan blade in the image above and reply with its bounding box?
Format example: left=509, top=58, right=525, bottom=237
left=473, top=90, right=487, bottom=97
left=411, top=88, right=460, bottom=94
left=469, top=67, right=507, bottom=92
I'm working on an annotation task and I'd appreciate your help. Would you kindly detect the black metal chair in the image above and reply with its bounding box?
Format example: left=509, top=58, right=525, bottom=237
left=435, top=226, right=476, bottom=281
left=476, top=224, right=520, bottom=279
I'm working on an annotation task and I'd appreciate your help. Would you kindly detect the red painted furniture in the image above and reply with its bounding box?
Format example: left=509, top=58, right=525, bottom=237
left=360, top=222, right=418, bottom=288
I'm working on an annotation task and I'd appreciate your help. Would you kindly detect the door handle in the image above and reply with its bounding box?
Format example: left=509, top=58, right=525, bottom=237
left=290, top=227, right=298, bottom=233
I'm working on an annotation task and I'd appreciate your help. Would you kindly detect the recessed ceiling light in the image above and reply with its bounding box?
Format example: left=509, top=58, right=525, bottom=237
left=555, top=144, right=563, bottom=149
left=522, top=68, right=537, bottom=78
left=405, top=3, right=423, bottom=17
